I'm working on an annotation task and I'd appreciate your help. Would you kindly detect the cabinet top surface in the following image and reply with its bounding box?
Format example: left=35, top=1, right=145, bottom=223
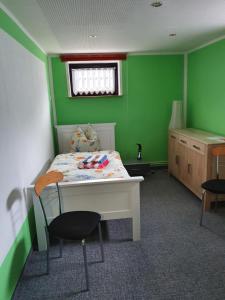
left=170, top=128, right=225, bottom=145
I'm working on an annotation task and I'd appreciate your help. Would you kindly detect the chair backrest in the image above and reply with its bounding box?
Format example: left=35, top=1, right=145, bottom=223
left=212, top=146, right=225, bottom=157
left=211, top=146, right=225, bottom=179
left=34, top=171, right=64, bottom=227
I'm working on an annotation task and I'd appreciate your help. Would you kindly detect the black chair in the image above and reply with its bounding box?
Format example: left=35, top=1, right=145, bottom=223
left=34, top=171, right=104, bottom=291
left=200, top=146, right=225, bottom=226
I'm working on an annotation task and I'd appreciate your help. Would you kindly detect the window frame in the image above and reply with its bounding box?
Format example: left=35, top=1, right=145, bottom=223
left=66, top=60, right=122, bottom=98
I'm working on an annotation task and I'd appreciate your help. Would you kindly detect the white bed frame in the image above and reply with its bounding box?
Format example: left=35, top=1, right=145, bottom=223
left=56, top=123, right=116, bottom=153
left=30, top=123, right=144, bottom=251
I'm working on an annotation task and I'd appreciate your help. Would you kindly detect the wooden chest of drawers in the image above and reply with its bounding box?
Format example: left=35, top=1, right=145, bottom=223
left=168, top=128, right=225, bottom=210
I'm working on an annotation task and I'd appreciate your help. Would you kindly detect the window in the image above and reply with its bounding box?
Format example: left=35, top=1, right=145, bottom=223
left=67, top=62, right=121, bottom=97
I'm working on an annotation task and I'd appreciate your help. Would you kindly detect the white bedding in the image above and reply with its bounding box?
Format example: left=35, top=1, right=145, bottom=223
left=48, top=150, right=130, bottom=182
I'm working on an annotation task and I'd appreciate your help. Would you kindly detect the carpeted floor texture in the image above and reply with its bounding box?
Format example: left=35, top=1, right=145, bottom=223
left=13, top=170, right=225, bottom=300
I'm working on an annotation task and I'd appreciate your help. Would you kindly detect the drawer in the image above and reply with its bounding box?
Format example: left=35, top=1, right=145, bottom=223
left=178, top=135, right=190, bottom=147
left=169, top=133, right=178, bottom=141
left=190, top=139, right=206, bottom=154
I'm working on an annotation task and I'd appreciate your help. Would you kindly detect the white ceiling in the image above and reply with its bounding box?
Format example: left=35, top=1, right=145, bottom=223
left=1, top=0, right=225, bottom=54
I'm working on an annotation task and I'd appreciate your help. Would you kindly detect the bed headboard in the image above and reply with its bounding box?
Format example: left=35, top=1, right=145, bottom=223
left=55, top=123, right=116, bottom=154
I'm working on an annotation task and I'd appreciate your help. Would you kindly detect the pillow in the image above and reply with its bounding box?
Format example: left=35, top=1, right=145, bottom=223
left=70, top=127, right=87, bottom=152
left=85, top=125, right=98, bottom=140
left=70, top=125, right=101, bottom=152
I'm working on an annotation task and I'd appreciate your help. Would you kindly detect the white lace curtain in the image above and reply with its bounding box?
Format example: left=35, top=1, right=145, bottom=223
left=72, top=67, right=115, bottom=95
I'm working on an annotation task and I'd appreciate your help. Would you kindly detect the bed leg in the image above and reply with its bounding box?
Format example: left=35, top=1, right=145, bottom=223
left=131, top=184, right=141, bottom=241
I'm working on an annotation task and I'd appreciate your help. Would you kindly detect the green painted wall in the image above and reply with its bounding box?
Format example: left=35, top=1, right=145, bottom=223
left=0, top=208, right=35, bottom=300
left=0, top=8, right=52, bottom=300
left=187, top=39, right=225, bottom=135
left=51, top=55, right=184, bottom=163
left=126, top=55, right=184, bottom=162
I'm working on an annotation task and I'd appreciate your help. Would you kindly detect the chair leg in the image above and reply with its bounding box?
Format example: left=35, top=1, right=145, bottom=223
left=81, top=239, right=89, bottom=291
left=98, top=222, right=104, bottom=262
left=59, top=239, right=63, bottom=258
left=200, top=191, right=206, bottom=226
left=45, top=227, right=50, bottom=274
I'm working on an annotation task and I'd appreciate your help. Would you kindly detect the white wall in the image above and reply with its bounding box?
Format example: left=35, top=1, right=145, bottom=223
left=0, top=29, right=54, bottom=264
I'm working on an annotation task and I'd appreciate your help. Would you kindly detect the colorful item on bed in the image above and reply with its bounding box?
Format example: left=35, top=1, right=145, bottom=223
left=78, top=159, right=109, bottom=169
left=78, top=154, right=109, bottom=169
left=83, top=154, right=106, bottom=164
left=47, top=150, right=129, bottom=182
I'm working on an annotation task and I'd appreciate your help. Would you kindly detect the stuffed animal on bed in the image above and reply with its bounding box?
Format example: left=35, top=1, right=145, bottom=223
left=70, top=125, right=101, bottom=152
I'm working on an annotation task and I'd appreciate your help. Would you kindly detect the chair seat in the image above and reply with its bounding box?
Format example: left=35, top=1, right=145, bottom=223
left=201, top=179, right=225, bottom=194
left=48, top=211, right=101, bottom=241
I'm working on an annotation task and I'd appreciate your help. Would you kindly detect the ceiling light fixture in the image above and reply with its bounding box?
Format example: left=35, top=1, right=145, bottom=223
left=151, top=1, right=163, bottom=7
left=89, top=34, right=97, bottom=38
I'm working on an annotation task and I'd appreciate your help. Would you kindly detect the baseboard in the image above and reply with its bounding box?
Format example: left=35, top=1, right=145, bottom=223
left=149, top=161, right=168, bottom=170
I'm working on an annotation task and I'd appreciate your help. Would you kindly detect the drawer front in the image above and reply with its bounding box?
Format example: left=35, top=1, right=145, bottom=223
left=178, top=135, right=190, bottom=147
left=169, top=132, right=178, bottom=141
left=190, top=139, right=206, bottom=154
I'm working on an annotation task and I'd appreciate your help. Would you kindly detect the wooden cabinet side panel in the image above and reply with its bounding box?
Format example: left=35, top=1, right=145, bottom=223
left=168, top=131, right=179, bottom=177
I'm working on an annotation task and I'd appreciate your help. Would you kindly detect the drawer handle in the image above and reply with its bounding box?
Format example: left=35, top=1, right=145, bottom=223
left=175, top=155, right=179, bottom=165
left=187, top=163, right=192, bottom=174
left=193, top=145, right=200, bottom=150
left=170, top=135, right=176, bottom=139
left=180, top=139, right=187, bottom=144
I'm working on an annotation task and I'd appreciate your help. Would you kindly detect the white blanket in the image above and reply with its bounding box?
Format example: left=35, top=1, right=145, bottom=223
left=48, top=150, right=129, bottom=182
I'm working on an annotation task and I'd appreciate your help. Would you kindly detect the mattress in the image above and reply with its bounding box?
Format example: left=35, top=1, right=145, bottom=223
left=48, top=150, right=130, bottom=182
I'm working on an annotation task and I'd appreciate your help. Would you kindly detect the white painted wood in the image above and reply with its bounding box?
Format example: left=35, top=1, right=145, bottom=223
left=31, top=122, right=143, bottom=250
left=59, top=176, right=142, bottom=187
left=130, top=184, right=141, bottom=241
left=55, top=123, right=116, bottom=153
left=29, top=176, right=144, bottom=250
left=0, top=30, right=54, bottom=263
left=187, top=34, right=225, bottom=54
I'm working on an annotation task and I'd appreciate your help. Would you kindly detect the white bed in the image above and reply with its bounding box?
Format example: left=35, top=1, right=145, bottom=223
left=30, top=123, right=144, bottom=251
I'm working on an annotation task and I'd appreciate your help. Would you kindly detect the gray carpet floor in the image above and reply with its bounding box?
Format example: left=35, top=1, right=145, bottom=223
left=13, top=170, right=225, bottom=300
